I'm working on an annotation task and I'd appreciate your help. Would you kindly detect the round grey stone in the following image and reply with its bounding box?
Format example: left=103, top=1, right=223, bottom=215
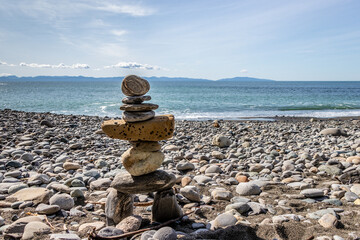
left=225, top=202, right=250, bottom=214
left=49, top=193, right=74, bottom=210
left=236, top=182, right=262, bottom=196
left=153, top=227, right=177, bottom=240
left=8, top=184, right=28, bottom=194
left=20, top=153, right=33, bottom=162
left=176, top=160, right=195, bottom=171
left=193, top=175, right=212, bottom=184
left=180, top=186, right=201, bottom=202
left=213, top=213, right=237, bottom=229
left=98, top=227, right=124, bottom=238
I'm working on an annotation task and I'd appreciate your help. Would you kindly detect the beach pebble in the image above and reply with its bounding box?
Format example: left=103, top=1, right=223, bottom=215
left=78, top=221, right=105, bottom=232
left=318, top=213, right=339, bottom=228
left=193, top=175, right=212, bottom=184
left=49, top=193, right=74, bottom=210
left=211, top=188, right=233, bottom=200
left=116, top=215, right=142, bottom=232
left=350, top=184, right=360, bottom=195
left=22, top=222, right=51, bottom=240
left=307, top=209, right=337, bottom=220
left=141, top=230, right=156, bottom=240
left=153, top=227, right=177, bottom=240
left=50, top=234, right=81, bottom=240
left=97, top=227, right=124, bottom=238
left=212, top=213, right=237, bottom=229
left=20, top=153, right=33, bottom=162
left=225, top=202, right=250, bottom=214
left=63, top=162, right=81, bottom=171
left=344, top=192, right=359, bottom=202
left=180, top=186, right=201, bottom=202
left=8, top=184, right=28, bottom=194
left=318, top=165, right=342, bottom=175
left=211, top=151, right=225, bottom=159
left=205, top=165, right=222, bottom=174
left=10, top=187, right=51, bottom=204
left=320, top=128, right=347, bottom=136
left=90, top=178, right=112, bottom=190
left=212, top=135, right=231, bottom=148
left=35, top=203, right=60, bottom=215
left=300, top=189, right=325, bottom=198
left=236, top=182, right=262, bottom=196
left=176, top=160, right=195, bottom=171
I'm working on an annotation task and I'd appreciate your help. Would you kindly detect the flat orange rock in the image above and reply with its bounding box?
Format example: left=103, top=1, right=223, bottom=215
left=102, top=115, right=175, bottom=141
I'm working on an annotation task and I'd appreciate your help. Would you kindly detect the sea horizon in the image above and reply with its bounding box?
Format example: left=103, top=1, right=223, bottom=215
left=1, top=78, right=360, bottom=120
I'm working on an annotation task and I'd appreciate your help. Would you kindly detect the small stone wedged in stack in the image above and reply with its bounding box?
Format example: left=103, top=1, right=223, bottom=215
left=122, top=95, right=151, bottom=104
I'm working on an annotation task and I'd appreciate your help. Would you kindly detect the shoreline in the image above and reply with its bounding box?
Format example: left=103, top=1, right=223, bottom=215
left=2, top=108, right=360, bottom=122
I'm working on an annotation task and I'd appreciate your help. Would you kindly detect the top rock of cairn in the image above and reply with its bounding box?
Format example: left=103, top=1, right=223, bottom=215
left=121, top=75, right=150, bottom=96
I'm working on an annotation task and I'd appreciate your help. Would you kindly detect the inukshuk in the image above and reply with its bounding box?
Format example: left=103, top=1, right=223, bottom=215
left=101, top=75, right=183, bottom=226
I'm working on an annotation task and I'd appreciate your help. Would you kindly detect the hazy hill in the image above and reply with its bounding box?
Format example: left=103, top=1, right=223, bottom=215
left=0, top=75, right=274, bottom=82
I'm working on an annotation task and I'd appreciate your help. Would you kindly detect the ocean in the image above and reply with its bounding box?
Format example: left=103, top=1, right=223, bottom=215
left=1, top=80, right=360, bottom=120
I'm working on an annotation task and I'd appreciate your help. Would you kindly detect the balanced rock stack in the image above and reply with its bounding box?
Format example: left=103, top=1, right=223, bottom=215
left=101, top=75, right=182, bottom=225
left=120, top=75, right=157, bottom=123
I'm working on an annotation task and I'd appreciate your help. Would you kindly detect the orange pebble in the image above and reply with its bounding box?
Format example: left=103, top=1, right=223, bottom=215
left=181, top=176, right=192, bottom=187
left=236, top=175, right=248, bottom=183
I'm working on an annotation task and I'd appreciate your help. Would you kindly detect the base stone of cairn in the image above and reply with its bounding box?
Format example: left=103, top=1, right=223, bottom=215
left=105, top=189, right=133, bottom=226
left=101, top=75, right=182, bottom=225
left=152, top=188, right=182, bottom=222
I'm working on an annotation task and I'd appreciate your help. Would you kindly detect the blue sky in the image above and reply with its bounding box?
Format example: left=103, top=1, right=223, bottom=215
left=0, top=0, right=359, bottom=80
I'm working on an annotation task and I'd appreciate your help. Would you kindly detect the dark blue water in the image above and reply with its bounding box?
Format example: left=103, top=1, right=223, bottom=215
left=1, top=80, right=360, bottom=119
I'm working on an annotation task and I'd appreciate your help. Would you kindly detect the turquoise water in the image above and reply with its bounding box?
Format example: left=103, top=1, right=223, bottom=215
left=1, top=80, right=360, bottom=119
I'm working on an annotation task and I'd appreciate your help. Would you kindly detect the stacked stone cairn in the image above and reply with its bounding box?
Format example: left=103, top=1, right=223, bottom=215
left=101, top=75, right=183, bottom=226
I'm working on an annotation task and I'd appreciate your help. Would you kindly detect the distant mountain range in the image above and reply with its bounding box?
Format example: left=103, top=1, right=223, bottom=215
left=0, top=75, right=275, bottom=82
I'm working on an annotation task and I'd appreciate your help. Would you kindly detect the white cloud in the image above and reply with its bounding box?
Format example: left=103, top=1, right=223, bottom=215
left=111, top=30, right=127, bottom=37
left=104, top=62, right=161, bottom=70
left=20, top=62, right=90, bottom=69
left=0, top=60, right=15, bottom=67
left=97, top=3, right=154, bottom=16
left=240, top=69, right=248, bottom=73
left=0, top=73, right=14, bottom=77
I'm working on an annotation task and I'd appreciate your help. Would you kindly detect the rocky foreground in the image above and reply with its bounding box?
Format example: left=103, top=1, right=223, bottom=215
left=0, top=109, right=360, bottom=240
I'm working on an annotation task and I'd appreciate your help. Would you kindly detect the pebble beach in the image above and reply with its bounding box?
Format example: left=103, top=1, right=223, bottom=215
left=0, top=109, right=360, bottom=240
